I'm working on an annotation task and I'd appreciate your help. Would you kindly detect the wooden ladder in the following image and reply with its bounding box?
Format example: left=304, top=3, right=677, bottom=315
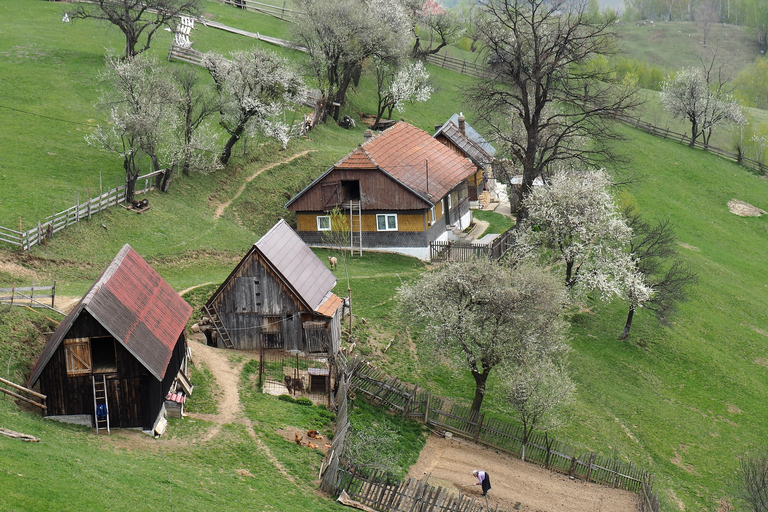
left=204, top=304, right=234, bottom=349
left=92, top=375, right=110, bottom=435
left=349, top=200, right=362, bottom=256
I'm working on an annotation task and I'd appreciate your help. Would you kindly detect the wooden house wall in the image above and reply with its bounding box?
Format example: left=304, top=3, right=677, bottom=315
left=288, top=169, right=430, bottom=212
left=36, top=310, right=183, bottom=429
left=211, top=251, right=305, bottom=351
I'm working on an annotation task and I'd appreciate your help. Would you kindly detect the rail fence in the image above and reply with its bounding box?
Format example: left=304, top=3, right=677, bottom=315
left=430, top=228, right=515, bottom=263
left=0, top=173, right=156, bottom=251
left=218, top=0, right=303, bottom=22
left=425, top=53, right=490, bottom=79
left=347, top=360, right=653, bottom=496
left=0, top=283, right=55, bottom=309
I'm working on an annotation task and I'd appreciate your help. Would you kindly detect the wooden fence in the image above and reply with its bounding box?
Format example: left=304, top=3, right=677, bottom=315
left=348, top=360, right=653, bottom=495
left=425, top=53, right=490, bottom=80
left=334, top=469, right=502, bottom=512
left=0, top=173, right=156, bottom=251
left=0, top=283, right=55, bottom=308
left=217, top=0, right=303, bottom=22
left=0, top=377, right=47, bottom=412
left=430, top=228, right=515, bottom=263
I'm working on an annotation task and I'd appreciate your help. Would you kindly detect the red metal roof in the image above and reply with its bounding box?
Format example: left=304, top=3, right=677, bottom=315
left=342, top=122, right=478, bottom=204
left=28, top=245, right=192, bottom=386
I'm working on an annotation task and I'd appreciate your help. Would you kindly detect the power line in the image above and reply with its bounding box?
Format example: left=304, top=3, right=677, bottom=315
left=0, top=104, right=93, bottom=127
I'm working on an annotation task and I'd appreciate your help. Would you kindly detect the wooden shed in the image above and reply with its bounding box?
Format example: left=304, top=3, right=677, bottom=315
left=285, top=122, right=479, bottom=261
left=27, top=244, right=192, bottom=433
left=204, top=219, right=343, bottom=354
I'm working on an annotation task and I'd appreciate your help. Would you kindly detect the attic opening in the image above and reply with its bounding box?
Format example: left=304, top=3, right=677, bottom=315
left=90, top=336, right=117, bottom=373
left=341, top=180, right=361, bottom=202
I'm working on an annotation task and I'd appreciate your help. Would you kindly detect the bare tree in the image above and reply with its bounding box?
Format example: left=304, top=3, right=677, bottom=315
left=504, top=358, right=574, bottom=461
left=373, top=59, right=433, bottom=128
left=294, top=0, right=410, bottom=122
left=70, top=0, right=201, bottom=59
left=322, top=207, right=354, bottom=340
left=398, top=259, right=568, bottom=416
left=469, top=0, right=640, bottom=217
left=87, top=54, right=176, bottom=203
left=739, top=448, right=768, bottom=512
left=621, top=205, right=697, bottom=340
left=203, top=48, right=305, bottom=165
left=695, top=0, right=719, bottom=46
left=513, top=168, right=653, bottom=305
left=660, top=52, right=746, bottom=147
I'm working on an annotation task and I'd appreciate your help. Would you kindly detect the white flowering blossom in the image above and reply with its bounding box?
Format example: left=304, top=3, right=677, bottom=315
left=661, top=67, right=746, bottom=147
left=514, top=168, right=653, bottom=305
left=204, top=48, right=305, bottom=163
left=373, top=60, right=432, bottom=127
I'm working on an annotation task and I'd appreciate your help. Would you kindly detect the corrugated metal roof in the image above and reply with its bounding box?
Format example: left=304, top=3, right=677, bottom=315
left=255, top=219, right=337, bottom=312
left=435, top=121, right=494, bottom=169
left=435, top=114, right=497, bottom=158
left=28, top=245, right=192, bottom=386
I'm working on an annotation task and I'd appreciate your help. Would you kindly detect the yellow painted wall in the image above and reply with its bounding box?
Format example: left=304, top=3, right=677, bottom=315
left=297, top=213, right=426, bottom=232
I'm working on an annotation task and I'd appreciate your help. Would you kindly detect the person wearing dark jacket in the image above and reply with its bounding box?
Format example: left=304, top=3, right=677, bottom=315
left=472, top=470, right=491, bottom=497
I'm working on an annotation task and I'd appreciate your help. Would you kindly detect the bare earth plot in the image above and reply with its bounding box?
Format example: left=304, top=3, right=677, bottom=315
left=407, top=434, right=640, bottom=512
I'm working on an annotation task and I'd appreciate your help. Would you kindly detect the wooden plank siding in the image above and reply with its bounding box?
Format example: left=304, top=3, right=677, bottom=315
left=209, top=248, right=337, bottom=352
left=35, top=309, right=186, bottom=430
left=297, top=212, right=428, bottom=233
left=288, top=168, right=432, bottom=212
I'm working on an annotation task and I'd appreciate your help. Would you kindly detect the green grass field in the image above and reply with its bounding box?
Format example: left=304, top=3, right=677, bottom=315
left=3, top=1, right=768, bottom=511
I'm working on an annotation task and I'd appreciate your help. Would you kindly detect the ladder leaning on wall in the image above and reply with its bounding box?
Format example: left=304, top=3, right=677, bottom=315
left=92, top=375, right=110, bottom=435
left=349, top=201, right=362, bottom=256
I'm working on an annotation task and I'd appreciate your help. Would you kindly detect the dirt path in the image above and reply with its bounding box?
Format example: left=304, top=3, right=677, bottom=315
left=213, top=150, right=315, bottom=219
left=408, top=435, right=640, bottom=512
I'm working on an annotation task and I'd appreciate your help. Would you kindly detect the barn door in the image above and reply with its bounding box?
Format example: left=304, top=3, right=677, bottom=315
left=321, top=181, right=341, bottom=210
left=303, top=321, right=329, bottom=354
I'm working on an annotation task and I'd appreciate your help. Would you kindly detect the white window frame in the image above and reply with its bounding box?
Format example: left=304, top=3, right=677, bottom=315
left=430, top=206, right=436, bottom=225
left=376, top=214, right=398, bottom=231
left=317, top=215, right=331, bottom=231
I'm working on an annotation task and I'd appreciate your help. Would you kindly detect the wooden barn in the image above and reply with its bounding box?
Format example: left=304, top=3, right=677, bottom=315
left=204, top=219, right=343, bottom=354
left=433, top=113, right=496, bottom=202
left=285, top=121, right=479, bottom=261
left=27, top=244, right=192, bottom=433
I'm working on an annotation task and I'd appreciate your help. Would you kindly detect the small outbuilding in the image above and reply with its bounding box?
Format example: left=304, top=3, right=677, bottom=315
left=204, top=219, right=343, bottom=355
left=27, top=244, right=192, bottom=433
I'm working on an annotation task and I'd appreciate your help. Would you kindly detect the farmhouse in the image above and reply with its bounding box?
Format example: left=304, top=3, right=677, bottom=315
left=433, top=113, right=496, bottom=201
left=285, top=121, right=479, bottom=260
left=27, top=244, right=192, bottom=434
left=203, top=219, right=343, bottom=355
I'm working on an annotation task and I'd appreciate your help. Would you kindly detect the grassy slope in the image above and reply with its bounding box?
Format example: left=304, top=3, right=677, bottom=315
left=3, top=2, right=768, bottom=511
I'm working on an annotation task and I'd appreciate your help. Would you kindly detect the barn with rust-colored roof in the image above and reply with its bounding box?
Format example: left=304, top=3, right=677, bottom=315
left=285, top=121, right=480, bottom=260
left=28, top=244, right=192, bottom=433
left=203, top=219, right=343, bottom=355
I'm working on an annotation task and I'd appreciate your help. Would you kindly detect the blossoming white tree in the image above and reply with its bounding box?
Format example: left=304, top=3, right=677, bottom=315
left=87, top=54, right=177, bottom=203
left=661, top=65, right=746, bottom=147
left=398, top=259, right=569, bottom=416
left=505, top=358, right=575, bottom=461
left=204, top=48, right=306, bottom=165
left=372, top=60, right=433, bottom=128
left=514, top=168, right=653, bottom=307
left=294, top=0, right=410, bottom=122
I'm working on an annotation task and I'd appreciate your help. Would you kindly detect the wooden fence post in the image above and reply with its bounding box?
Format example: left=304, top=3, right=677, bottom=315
left=586, top=452, right=596, bottom=483
left=569, top=456, right=578, bottom=477
left=424, top=393, right=430, bottom=424
left=51, top=281, right=56, bottom=308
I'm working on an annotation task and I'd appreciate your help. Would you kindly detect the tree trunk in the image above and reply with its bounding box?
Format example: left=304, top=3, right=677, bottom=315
left=620, top=304, right=635, bottom=340
left=689, top=119, right=698, bottom=146
left=565, top=259, right=575, bottom=288
left=160, top=165, right=174, bottom=193
left=220, top=129, right=243, bottom=165
left=470, top=370, right=489, bottom=416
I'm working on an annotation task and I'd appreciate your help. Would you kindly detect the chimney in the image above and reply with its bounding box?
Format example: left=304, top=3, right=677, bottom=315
left=458, top=112, right=466, bottom=136
left=363, top=129, right=374, bottom=143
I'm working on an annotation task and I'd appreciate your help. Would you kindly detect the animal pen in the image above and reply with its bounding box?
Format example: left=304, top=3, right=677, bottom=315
left=257, top=347, right=335, bottom=408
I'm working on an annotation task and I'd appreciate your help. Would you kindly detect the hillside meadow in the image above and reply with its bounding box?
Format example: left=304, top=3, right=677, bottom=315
left=2, top=1, right=768, bottom=511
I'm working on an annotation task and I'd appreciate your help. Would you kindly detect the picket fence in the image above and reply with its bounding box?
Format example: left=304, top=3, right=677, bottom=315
left=348, top=360, right=652, bottom=495
left=430, top=228, right=515, bottom=263
left=0, top=173, right=157, bottom=251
